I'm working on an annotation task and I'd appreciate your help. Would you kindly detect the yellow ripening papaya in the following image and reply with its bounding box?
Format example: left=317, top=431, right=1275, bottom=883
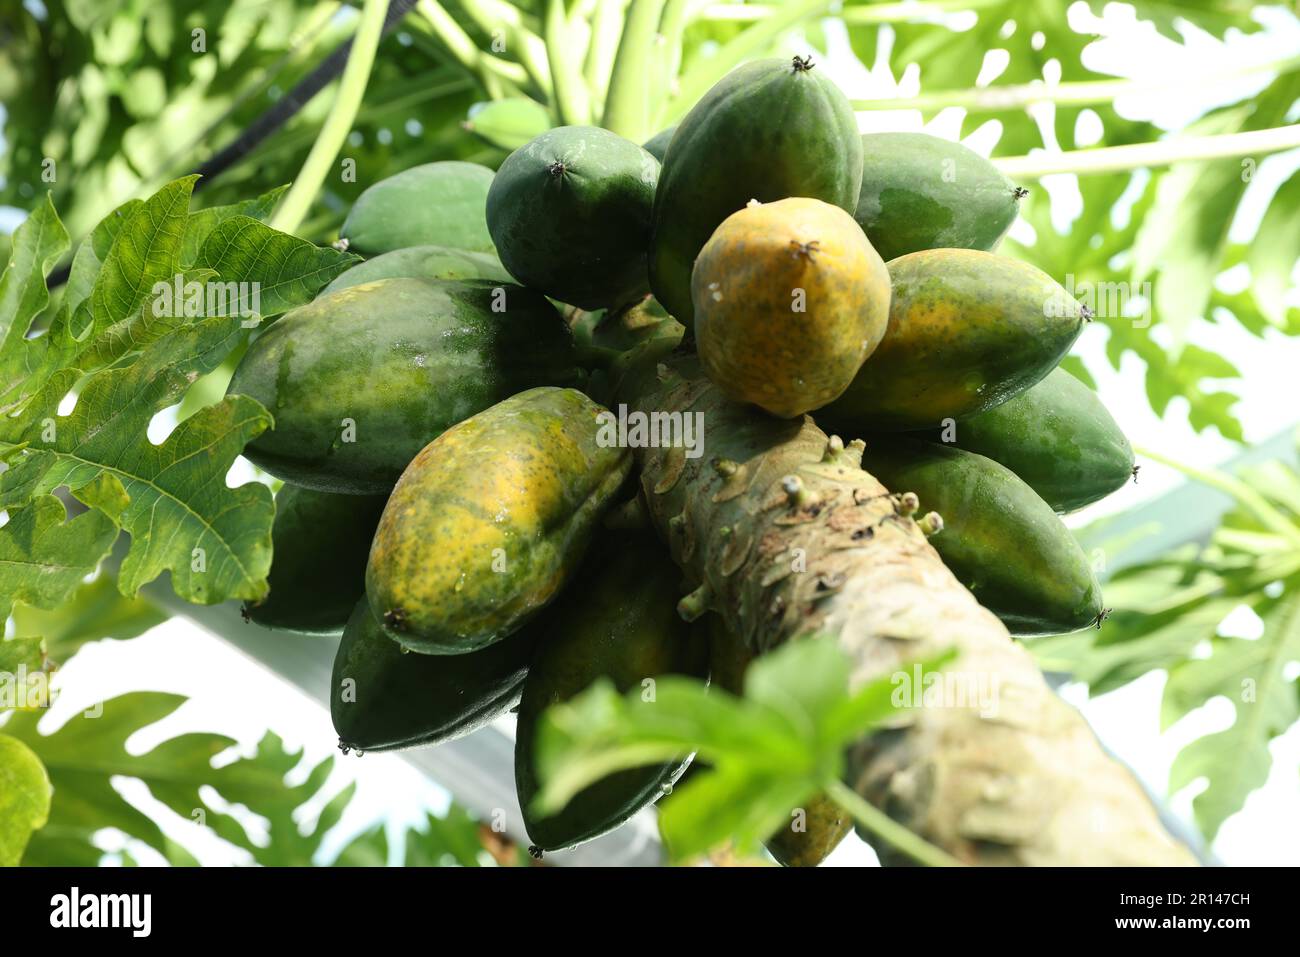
left=693, top=198, right=890, bottom=419
left=365, top=387, right=631, bottom=654
left=821, top=248, right=1089, bottom=432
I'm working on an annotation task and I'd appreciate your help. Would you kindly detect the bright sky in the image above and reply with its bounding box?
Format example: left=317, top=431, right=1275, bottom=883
left=6, top=2, right=1300, bottom=867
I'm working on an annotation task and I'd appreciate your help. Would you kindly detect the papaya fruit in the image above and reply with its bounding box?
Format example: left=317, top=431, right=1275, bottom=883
left=515, top=534, right=708, bottom=852
left=858, top=435, right=1103, bottom=635
left=463, top=97, right=552, bottom=151
left=339, top=161, right=495, bottom=256
left=854, top=132, right=1024, bottom=262
left=706, top=619, right=851, bottom=866
left=227, top=278, right=582, bottom=495
left=242, top=485, right=386, bottom=634
left=648, top=55, right=863, bottom=330
left=925, top=367, right=1134, bottom=514
left=366, top=387, right=632, bottom=654
left=331, top=597, right=536, bottom=753
left=486, top=126, right=658, bottom=309
left=322, top=244, right=510, bottom=294
left=821, top=249, right=1089, bottom=432
left=642, top=125, right=676, bottom=162
left=693, top=197, right=889, bottom=418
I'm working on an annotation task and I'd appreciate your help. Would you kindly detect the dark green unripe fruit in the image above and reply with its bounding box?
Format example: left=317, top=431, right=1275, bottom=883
left=486, top=126, right=659, bottom=309
left=227, top=278, right=582, bottom=494
left=331, top=597, right=536, bottom=753
left=243, top=485, right=386, bottom=635
left=854, top=132, right=1023, bottom=261
left=649, top=56, right=863, bottom=330
left=339, top=162, right=496, bottom=255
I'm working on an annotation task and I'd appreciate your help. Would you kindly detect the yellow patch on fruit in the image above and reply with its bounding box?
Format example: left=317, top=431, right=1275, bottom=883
left=691, top=197, right=890, bottom=418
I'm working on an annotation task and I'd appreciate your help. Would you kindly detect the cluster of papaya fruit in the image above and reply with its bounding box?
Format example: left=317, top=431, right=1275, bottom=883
left=230, top=54, right=1134, bottom=864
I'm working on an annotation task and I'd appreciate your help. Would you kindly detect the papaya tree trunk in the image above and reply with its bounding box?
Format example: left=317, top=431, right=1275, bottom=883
left=616, top=354, right=1196, bottom=866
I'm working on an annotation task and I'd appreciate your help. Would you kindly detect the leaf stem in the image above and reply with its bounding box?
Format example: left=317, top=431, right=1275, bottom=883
left=994, top=125, right=1300, bottom=179
left=603, top=0, right=667, bottom=140
left=270, top=0, right=388, bottom=235
left=822, top=778, right=963, bottom=867
left=585, top=0, right=628, bottom=112
left=545, top=0, right=593, bottom=125
left=698, top=0, right=998, bottom=22
left=852, top=54, right=1300, bottom=113
left=1134, top=444, right=1300, bottom=549
left=456, top=0, right=555, bottom=98
left=415, top=0, right=529, bottom=90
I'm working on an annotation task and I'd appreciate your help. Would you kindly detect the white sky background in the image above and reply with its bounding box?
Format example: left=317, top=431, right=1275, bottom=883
left=7, top=2, right=1300, bottom=866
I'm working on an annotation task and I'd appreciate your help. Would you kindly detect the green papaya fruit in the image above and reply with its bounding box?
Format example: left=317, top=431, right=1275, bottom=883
left=515, top=534, right=708, bottom=852
left=366, top=387, right=632, bottom=654
left=322, top=244, right=511, bottom=294
left=822, top=249, right=1089, bottom=432
left=227, top=278, right=582, bottom=495
left=642, top=125, right=676, bottom=162
left=331, top=597, right=536, bottom=753
left=649, top=55, right=863, bottom=330
left=859, top=435, right=1103, bottom=635
left=339, top=162, right=495, bottom=256
left=463, top=97, right=552, bottom=151
left=925, top=367, right=1134, bottom=514
left=486, top=126, right=659, bottom=309
left=706, top=618, right=851, bottom=867
left=243, top=485, right=386, bottom=634
left=854, top=132, right=1024, bottom=262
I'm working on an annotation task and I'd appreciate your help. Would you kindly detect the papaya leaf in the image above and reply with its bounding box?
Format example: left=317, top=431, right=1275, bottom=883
left=11, top=574, right=167, bottom=663
left=0, top=193, right=69, bottom=353
left=193, top=213, right=360, bottom=320
left=3, top=692, right=202, bottom=865
left=0, top=635, right=54, bottom=713
left=0, top=734, right=51, bottom=865
left=659, top=762, right=813, bottom=863
left=180, top=184, right=290, bottom=266
left=534, top=639, right=925, bottom=859
left=0, top=495, right=120, bottom=620
left=1165, top=591, right=1300, bottom=841
left=1248, top=168, right=1300, bottom=330
left=0, top=315, right=274, bottom=604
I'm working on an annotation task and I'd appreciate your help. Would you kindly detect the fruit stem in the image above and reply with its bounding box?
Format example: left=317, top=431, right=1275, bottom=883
left=270, top=0, right=388, bottom=235
left=851, top=54, right=1300, bottom=114
left=996, top=125, right=1300, bottom=179
left=822, top=778, right=963, bottom=867
left=1134, top=444, right=1300, bottom=549
left=602, top=0, right=667, bottom=140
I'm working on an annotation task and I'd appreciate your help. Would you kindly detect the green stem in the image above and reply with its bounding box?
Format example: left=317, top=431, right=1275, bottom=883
left=270, top=0, right=388, bottom=235
left=853, top=54, right=1300, bottom=113
left=415, top=0, right=529, bottom=90
left=822, top=778, right=963, bottom=867
left=654, top=0, right=691, bottom=120
left=663, top=0, right=834, bottom=125
left=994, top=125, right=1300, bottom=179
left=698, top=0, right=998, bottom=22
left=457, top=0, right=554, bottom=98
left=584, top=0, right=627, bottom=112
left=603, top=0, right=666, bottom=139
left=545, top=0, right=593, bottom=124
left=1134, top=444, right=1300, bottom=549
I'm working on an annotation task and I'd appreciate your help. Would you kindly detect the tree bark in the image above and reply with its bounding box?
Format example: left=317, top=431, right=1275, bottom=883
left=618, top=353, right=1196, bottom=866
